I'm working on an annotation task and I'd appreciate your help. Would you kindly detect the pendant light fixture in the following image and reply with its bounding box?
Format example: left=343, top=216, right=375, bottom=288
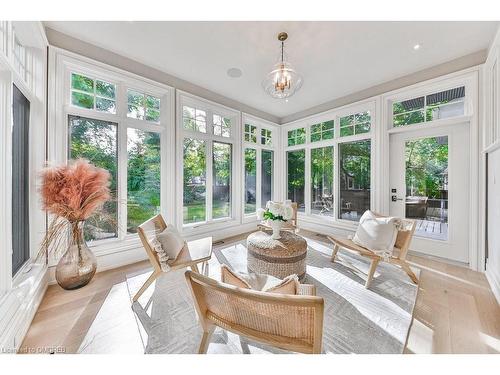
left=262, top=32, right=303, bottom=99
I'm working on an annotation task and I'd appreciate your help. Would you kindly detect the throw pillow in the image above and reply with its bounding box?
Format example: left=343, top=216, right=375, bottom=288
left=156, top=226, right=186, bottom=262
left=352, top=210, right=400, bottom=256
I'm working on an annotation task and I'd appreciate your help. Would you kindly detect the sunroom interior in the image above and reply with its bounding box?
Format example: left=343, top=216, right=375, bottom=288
left=1, top=20, right=500, bottom=355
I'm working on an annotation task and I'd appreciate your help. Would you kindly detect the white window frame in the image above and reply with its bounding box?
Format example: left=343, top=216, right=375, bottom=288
left=177, top=91, right=241, bottom=235
left=282, top=100, right=376, bottom=230
left=49, top=48, right=174, bottom=259
left=241, top=114, right=280, bottom=223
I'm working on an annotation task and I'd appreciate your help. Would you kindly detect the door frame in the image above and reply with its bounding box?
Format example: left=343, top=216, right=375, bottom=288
left=380, top=68, right=481, bottom=270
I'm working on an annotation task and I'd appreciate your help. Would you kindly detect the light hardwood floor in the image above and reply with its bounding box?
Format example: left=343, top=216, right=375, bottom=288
left=20, top=231, right=500, bottom=354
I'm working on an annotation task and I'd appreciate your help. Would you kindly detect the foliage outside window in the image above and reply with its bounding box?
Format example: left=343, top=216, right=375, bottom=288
left=287, top=128, right=306, bottom=146
left=127, top=89, right=161, bottom=123
left=183, top=105, right=207, bottom=133
left=127, top=129, right=161, bottom=233
left=339, top=111, right=371, bottom=137
left=68, top=115, right=118, bottom=241
left=261, top=150, right=273, bottom=208
left=310, top=120, right=334, bottom=142
left=183, top=138, right=206, bottom=224
left=244, top=148, right=257, bottom=213
left=311, top=146, right=334, bottom=217
left=212, top=142, right=232, bottom=219
left=213, top=114, right=231, bottom=138
left=244, top=124, right=257, bottom=143
left=339, top=140, right=371, bottom=222
left=393, top=86, right=465, bottom=127
left=261, top=129, right=272, bottom=145
left=71, top=73, right=116, bottom=114
left=287, top=149, right=305, bottom=212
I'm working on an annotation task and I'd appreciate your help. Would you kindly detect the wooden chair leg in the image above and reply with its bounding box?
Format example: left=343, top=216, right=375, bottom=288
left=191, top=263, right=200, bottom=273
left=331, top=244, right=340, bottom=262
left=198, top=327, right=214, bottom=354
left=400, top=262, right=419, bottom=284
left=132, top=271, right=159, bottom=302
left=365, top=258, right=380, bottom=289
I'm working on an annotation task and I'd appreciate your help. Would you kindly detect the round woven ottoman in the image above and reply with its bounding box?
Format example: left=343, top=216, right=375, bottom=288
left=247, top=231, right=307, bottom=281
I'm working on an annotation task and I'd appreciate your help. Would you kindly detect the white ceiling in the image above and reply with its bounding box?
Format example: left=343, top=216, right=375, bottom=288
left=44, top=21, right=499, bottom=118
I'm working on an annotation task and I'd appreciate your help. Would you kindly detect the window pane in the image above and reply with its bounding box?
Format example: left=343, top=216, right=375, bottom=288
left=71, top=73, right=93, bottom=93
left=128, top=104, right=145, bottom=120
left=261, top=150, right=273, bottom=208
left=340, top=125, right=354, bottom=137
left=340, top=115, right=354, bottom=127
left=96, top=97, right=116, bottom=114
left=212, top=142, right=232, bottom=219
left=127, top=90, right=145, bottom=120
left=244, top=148, right=257, bottom=214
left=68, top=115, right=118, bottom=241
left=393, top=96, right=424, bottom=115
left=426, top=86, right=465, bottom=121
left=339, top=140, right=371, bottom=221
left=146, top=108, right=160, bottom=123
left=393, top=111, right=425, bottom=127
left=96, top=80, right=115, bottom=99
left=72, top=92, right=94, bottom=109
left=127, top=129, right=161, bottom=233
left=183, top=138, right=206, bottom=224
left=146, top=95, right=160, bottom=110
left=287, top=149, right=305, bottom=212
left=405, top=136, right=448, bottom=240
left=311, top=146, right=334, bottom=217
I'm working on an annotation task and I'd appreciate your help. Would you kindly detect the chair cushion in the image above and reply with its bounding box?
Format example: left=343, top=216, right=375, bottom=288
left=156, top=226, right=185, bottom=262
left=352, top=210, right=400, bottom=256
left=220, top=265, right=299, bottom=295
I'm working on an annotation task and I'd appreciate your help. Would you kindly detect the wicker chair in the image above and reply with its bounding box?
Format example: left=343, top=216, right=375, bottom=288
left=132, top=214, right=212, bottom=302
left=185, top=270, right=324, bottom=354
left=258, top=202, right=299, bottom=233
left=327, top=214, right=418, bottom=289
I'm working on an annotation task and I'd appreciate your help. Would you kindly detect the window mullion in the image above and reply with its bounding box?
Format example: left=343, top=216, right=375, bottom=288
left=256, top=148, right=262, bottom=209
left=305, top=147, right=311, bottom=216
left=118, top=120, right=128, bottom=240
left=206, top=139, right=213, bottom=222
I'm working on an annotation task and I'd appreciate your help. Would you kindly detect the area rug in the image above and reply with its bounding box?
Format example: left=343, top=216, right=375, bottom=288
left=126, top=234, right=420, bottom=354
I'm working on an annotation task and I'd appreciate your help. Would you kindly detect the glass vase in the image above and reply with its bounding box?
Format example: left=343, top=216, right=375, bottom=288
left=55, top=221, right=97, bottom=290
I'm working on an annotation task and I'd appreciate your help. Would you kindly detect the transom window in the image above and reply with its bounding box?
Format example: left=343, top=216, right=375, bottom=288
left=183, top=105, right=207, bottom=133
left=311, top=120, right=334, bottom=142
left=288, top=127, right=306, bottom=146
left=340, top=111, right=371, bottom=137
left=244, top=124, right=258, bottom=143
left=261, top=128, right=272, bottom=145
left=213, top=114, right=231, bottom=137
left=392, top=86, right=465, bottom=127
left=127, top=89, right=161, bottom=123
left=71, top=72, right=116, bottom=114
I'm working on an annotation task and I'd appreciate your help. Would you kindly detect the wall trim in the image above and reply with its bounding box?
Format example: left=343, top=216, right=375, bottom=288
left=486, top=261, right=500, bottom=305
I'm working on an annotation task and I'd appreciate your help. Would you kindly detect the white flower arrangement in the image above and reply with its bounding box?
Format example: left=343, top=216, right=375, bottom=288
left=257, top=201, right=293, bottom=222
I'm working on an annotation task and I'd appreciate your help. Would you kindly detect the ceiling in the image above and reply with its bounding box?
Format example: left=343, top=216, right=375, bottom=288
left=44, top=21, right=499, bottom=118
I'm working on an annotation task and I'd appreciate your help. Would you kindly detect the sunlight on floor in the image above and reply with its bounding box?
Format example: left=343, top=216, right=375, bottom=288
left=405, top=319, right=434, bottom=354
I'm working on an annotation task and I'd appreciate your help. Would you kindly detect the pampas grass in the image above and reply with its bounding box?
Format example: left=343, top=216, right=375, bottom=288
left=38, top=159, right=112, bottom=259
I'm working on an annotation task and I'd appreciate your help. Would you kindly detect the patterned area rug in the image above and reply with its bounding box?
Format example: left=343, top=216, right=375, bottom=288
left=126, top=234, right=419, bottom=354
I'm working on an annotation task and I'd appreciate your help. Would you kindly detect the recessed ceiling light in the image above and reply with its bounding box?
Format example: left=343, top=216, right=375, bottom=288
left=227, top=68, right=242, bottom=78
left=285, top=99, right=289, bottom=103
left=413, top=44, right=421, bottom=50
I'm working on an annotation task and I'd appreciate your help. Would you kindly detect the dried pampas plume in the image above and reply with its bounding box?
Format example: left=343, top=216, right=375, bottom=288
left=38, top=159, right=111, bottom=259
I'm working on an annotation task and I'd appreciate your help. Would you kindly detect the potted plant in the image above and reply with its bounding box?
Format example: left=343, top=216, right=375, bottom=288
left=257, top=201, right=294, bottom=239
left=39, top=159, right=111, bottom=290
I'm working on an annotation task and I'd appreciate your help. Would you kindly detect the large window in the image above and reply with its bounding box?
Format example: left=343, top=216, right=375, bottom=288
left=212, top=142, right=232, bottom=219
left=261, top=150, right=274, bottom=208
left=127, top=129, right=161, bottom=233
left=68, top=115, right=118, bottom=241
left=339, top=140, right=371, bottom=222
left=244, top=148, right=257, bottom=214
left=183, top=138, right=206, bottom=224
left=311, top=146, right=334, bottom=216
left=287, top=149, right=305, bottom=212
left=392, top=86, right=465, bottom=127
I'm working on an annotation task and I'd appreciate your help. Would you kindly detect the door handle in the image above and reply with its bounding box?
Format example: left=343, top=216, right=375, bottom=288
left=391, top=195, right=403, bottom=202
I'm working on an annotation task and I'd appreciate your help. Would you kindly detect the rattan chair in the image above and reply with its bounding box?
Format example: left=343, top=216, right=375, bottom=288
left=185, top=270, right=324, bottom=354
left=327, top=214, right=418, bottom=289
left=132, top=214, right=212, bottom=302
left=258, top=202, right=299, bottom=233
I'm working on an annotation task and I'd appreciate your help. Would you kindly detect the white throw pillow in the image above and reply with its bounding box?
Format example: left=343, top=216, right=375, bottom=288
left=156, top=226, right=186, bottom=262
left=352, top=210, right=400, bottom=256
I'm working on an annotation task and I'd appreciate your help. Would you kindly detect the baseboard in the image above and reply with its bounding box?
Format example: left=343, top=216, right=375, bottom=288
left=485, top=262, right=500, bottom=305
left=0, top=264, right=48, bottom=353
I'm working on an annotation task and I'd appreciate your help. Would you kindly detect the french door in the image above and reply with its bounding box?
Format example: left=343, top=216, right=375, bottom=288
left=389, top=123, right=470, bottom=262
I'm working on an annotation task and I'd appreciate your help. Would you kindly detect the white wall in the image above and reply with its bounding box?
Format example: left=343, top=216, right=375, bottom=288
left=487, top=149, right=500, bottom=303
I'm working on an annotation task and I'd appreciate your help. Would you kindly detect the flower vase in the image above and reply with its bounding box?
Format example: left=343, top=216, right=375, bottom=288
left=270, top=220, right=284, bottom=240
left=55, top=221, right=97, bottom=290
